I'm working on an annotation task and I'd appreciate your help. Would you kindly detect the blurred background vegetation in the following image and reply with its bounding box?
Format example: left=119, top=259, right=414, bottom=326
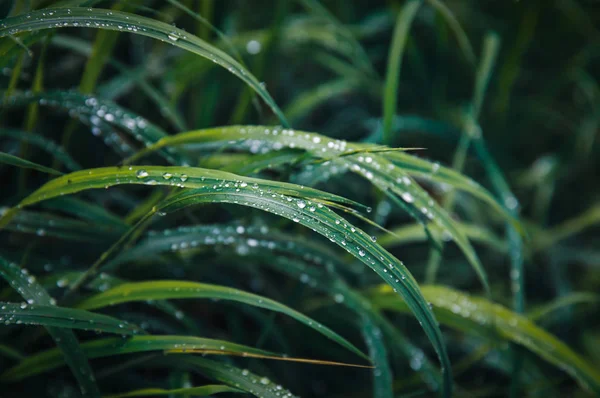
left=1, top=0, right=600, bottom=397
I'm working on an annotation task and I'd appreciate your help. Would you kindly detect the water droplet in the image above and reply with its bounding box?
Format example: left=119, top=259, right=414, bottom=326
left=296, top=200, right=306, bottom=209
left=401, top=192, right=414, bottom=203
left=136, top=169, right=148, bottom=179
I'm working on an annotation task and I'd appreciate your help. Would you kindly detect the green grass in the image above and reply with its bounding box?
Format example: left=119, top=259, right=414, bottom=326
left=1, top=1, right=599, bottom=397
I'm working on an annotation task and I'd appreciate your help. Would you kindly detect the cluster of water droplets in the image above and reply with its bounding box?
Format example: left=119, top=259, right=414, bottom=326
left=223, top=365, right=296, bottom=398
left=5, top=90, right=183, bottom=164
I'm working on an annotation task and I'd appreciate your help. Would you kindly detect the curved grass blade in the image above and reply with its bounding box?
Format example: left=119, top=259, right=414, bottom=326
left=106, top=385, right=243, bottom=398
left=129, top=126, right=518, bottom=290
left=131, top=126, right=507, bottom=218
left=0, top=165, right=360, bottom=213
left=0, top=151, right=62, bottom=175
left=0, top=301, right=143, bottom=335
left=382, top=0, right=422, bottom=144
left=176, top=356, right=298, bottom=398
left=368, top=284, right=600, bottom=395
left=51, top=34, right=185, bottom=131
left=77, top=280, right=368, bottom=361
left=298, top=0, right=376, bottom=77
left=0, top=256, right=100, bottom=397
left=42, top=197, right=127, bottom=230
left=0, top=129, right=81, bottom=171
left=425, top=0, right=475, bottom=64
left=2, top=90, right=184, bottom=165
left=0, top=343, right=24, bottom=361
left=0, top=7, right=289, bottom=127
left=378, top=222, right=506, bottom=253
left=527, top=292, right=600, bottom=321
left=1, top=335, right=280, bottom=381
left=110, top=222, right=362, bottom=276
left=154, top=186, right=453, bottom=397
left=3, top=209, right=120, bottom=242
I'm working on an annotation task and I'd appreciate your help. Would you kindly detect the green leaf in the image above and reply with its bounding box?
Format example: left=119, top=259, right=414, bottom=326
left=0, top=256, right=101, bottom=397
left=0, top=301, right=143, bottom=335
left=78, top=280, right=368, bottom=361
left=0, top=151, right=63, bottom=175
left=2, top=90, right=184, bottom=165
left=0, top=7, right=289, bottom=127
left=382, top=0, right=422, bottom=144
left=175, top=356, right=298, bottom=398
left=1, top=335, right=281, bottom=381
left=0, top=129, right=81, bottom=171
left=106, top=385, right=243, bottom=398
left=367, top=284, right=600, bottom=395
left=133, top=126, right=512, bottom=293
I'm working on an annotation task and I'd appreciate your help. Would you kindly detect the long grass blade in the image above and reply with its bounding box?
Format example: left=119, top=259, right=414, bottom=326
left=0, top=256, right=101, bottom=397
left=78, top=280, right=369, bottom=361
left=0, top=7, right=289, bottom=127
left=368, top=284, right=600, bottom=395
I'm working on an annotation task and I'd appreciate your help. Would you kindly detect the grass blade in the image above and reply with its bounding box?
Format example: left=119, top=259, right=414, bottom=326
left=177, top=356, right=298, bottom=398
left=382, top=0, right=422, bottom=144
left=0, top=256, right=101, bottom=397
left=368, top=284, right=600, bottom=395
left=78, top=280, right=369, bottom=362
left=0, top=7, right=289, bottom=127
left=1, top=335, right=282, bottom=381
left=0, top=151, right=63, bottom=175
left=106, top=385, right=243, bottom=398
left=0, top=302, right=143, bottom=335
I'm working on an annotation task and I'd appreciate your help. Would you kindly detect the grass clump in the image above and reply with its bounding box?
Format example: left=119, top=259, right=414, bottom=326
left=1, top=0, right=599, bottom=397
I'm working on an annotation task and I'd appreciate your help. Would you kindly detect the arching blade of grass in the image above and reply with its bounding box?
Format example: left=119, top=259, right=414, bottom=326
left=298, top=0, right=376, bottom=77
left=0, top=7, right=289, bottom=127
left=382, top=0, right=422, bottom=144
left=4, top=166, right=361, bottom=213
left=0, top=129, right=81, bottom=171
left=3, top=209, right=121, bottom=242
left=78, top=280, right=368, bottom=362
left=425, top=0, right=475, bottom=64
left=378, top=222, right=506, bottom=253
left=1, top=335, right=282, bottom=381
left=50, top=34, right=185, bottom=131
left=0, top=165, right=453, bottom=397
left=246, top=245, right=443, bottom=396
left=129, top=127, right=514, bottom=223
left=0, top=302, right=143, bottom=335
left=176, top=356, right=298, bottom=398
left=109, top=222, right=361, bottom=276
left=131, top=126, right=522, bottom=292
left=155, top=188, right=452, bottom=397
left=527, top=292, right=600, bottom=321
left=0, top=151, right=63, bottom=175
left=106, top=385, right=243, bottom=398
left=367, top=284, right=600, bottom=395
left=42, top=197, right=127, bottom=230
left=2, top=91, right=184, bottom=165
left=0, top=256, right=101, bottom=397
left=0, top=344, right=24, bottom=361
left=283, top=78, right=362, bottom=123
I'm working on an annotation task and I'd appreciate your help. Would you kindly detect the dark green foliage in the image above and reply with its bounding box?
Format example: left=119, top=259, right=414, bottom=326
left=1, top=1, right=599, bottom=397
